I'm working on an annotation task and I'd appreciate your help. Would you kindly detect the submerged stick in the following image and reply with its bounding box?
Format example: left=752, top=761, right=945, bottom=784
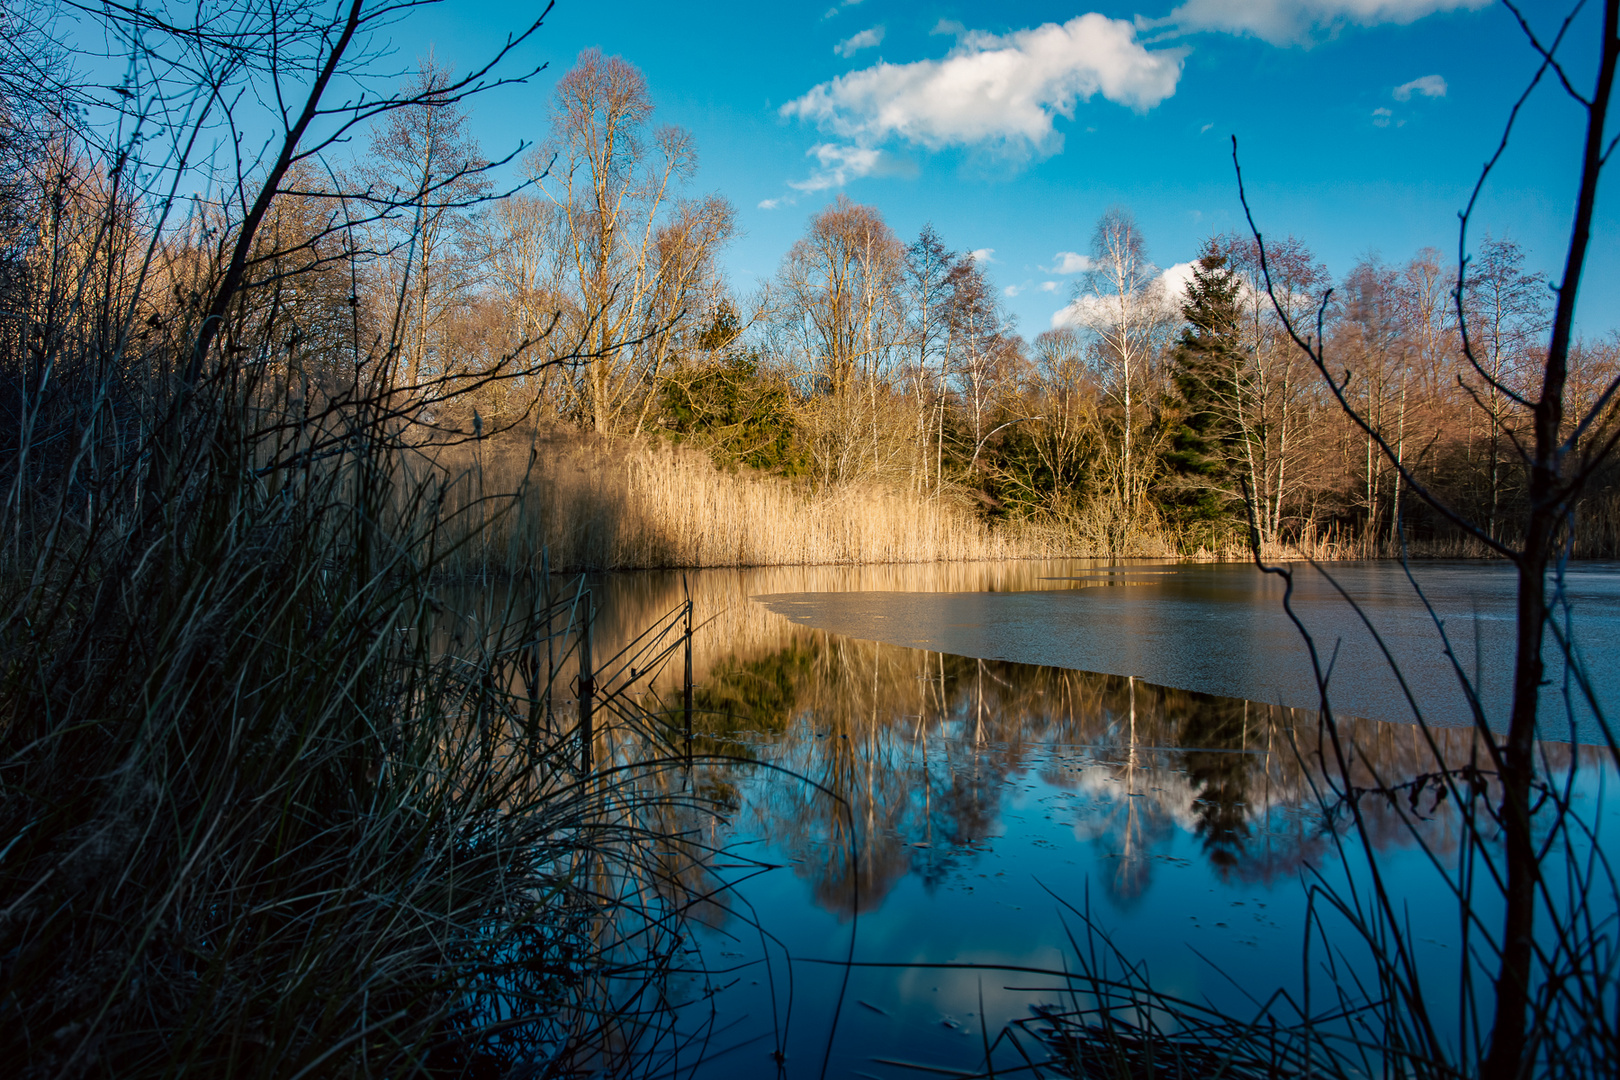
left=683, top=573, right=693, bottom=762
left=579, top=591, right=594, bottom=773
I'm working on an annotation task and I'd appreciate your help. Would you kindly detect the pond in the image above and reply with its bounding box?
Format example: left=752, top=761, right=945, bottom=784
left=568, top=560, right=1620, bottom=1077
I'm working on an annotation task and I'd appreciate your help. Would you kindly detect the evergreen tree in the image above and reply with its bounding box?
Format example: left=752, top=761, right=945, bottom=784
left=1160, top=244, right=1245, bottom=536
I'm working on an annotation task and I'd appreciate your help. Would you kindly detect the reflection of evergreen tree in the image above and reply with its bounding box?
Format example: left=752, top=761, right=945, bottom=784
left=674, top=627, right=1461, bottom=916
left=1178, top=698, right=1255, bottom=873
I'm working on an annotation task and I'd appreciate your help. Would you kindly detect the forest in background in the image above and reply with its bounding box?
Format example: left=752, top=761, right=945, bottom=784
left=4, top=1, right=1620, bottom=1076
left=8, top=34, right=1618, bottom=565
left=269, top=48, right=1620, bottom=562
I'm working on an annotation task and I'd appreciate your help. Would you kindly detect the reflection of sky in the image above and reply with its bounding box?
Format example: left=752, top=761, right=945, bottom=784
left=685, top=731, right=1596, bottom=1078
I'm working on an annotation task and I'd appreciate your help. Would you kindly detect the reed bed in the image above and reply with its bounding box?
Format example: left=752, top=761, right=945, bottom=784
left=423, top=429, right=1091, bottom=572
left=418, top=428, right=1547, bottom=573
left=0, top=102, right=730, bottom=1080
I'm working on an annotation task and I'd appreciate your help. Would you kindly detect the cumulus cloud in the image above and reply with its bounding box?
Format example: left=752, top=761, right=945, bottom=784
left=1049, top=261, right=1196, bottom=330
left=968, top=248, right=996, bottom=264
left=782, top=14, right=1185, bottom=158
left=787, top=143, right=884, bottom=192
left=1152, top=0, right=1491, bottom=46
left=1039, top=280, right=1060, bottom=293
left=1158, top=260, right=1198, bottom=304
left=1050, top=294, right=1106, bottom=331
left=1372, top=106, right=1394, bottom=127
left=1044, top=251, right=1094, bottom=275
left=1394, top=73, right=1447, bottom=100
left=835, top=26, right=885, bottom=58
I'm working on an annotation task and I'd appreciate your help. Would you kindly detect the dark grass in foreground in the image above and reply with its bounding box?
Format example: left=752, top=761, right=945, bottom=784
left=0, top=430, right=738, bottom=1076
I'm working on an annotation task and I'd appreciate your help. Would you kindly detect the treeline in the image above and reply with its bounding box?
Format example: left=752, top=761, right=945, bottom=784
left=8, top=38, right=1616, bottom=562
left=243, top=48, right=1616, bottom=558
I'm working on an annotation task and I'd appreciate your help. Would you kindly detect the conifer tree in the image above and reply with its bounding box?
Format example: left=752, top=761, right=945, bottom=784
left=1161, top=244, right=1245, bottom=536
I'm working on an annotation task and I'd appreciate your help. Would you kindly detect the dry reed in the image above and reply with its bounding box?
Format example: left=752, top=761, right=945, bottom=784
left=423, top=429, right=1121, bottom=572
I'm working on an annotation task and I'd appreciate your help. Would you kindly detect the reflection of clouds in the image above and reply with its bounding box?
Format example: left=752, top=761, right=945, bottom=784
left=571, top=571, right=1587, bottom=918
left=726, top=637, right=1519, bottom=913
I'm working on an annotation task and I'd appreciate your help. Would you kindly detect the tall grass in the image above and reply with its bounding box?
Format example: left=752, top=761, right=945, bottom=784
left=424, top=428, right=1100, bottom=572
left=0, top=22, right=727, bottom=1074
left=0, top=387, right=734, bottom=1075
left=423, top=428, right=1545, bottom=573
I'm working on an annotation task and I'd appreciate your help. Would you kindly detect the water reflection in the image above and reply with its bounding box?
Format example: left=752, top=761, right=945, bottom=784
left=755, top=560, right=1620, bottom=735
left=545, top=563, right=1605, bottom=918
left=678, top=633, right=1569, bottom=918
left=441, top=562, right=1614, bottom=1076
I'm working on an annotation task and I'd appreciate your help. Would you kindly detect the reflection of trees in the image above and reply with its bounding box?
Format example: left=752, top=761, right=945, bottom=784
left=1066, top=678, right=1182, bottom=908
left=1180, top=697, right=1258, bottom=873
left=664, top=630, right=1584, bottom=918
left=460, top=568, right=1604, bottom=921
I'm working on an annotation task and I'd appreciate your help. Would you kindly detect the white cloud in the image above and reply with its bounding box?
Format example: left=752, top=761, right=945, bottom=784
left=787, top=142, right=885, bottom=192
left=1049, top=260, right=1196, bottom=330
left=1394, top=73, right=1447, bottom=100
left=931, top=18, right=966, bottom=37
left=1005, top=282, right=1027, bottom=297
left=1153, top=0, right=1490, bottom=46
left=782, top=15, right=1185, bottom=158
left=1199, top=121, right=1214, bottom=133
left=1044, top=251, right=1094, bottom=275
left=1039, top=280, right=1059, bottom=293
left=1050, top=294, right=1106, bottom=330
left=1158, top=260, right=1198, bottom=306
left=968, top=248, right=996, bottom=264
left=835, top=26, right=885, bottom=58
left=1372, top=106, right=1394, bottom=127
left=758, top=197, right=786, bottom=210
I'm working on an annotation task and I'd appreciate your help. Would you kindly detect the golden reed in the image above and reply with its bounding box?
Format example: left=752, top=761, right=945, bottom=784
left=423, top=429, right=1087, bottom=571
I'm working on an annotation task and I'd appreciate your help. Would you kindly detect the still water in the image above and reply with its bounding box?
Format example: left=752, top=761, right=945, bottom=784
left=575, top=560, right=1619, bottom=1077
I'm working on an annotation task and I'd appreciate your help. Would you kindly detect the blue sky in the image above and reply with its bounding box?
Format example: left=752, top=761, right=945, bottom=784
left=398, top=0, right=1616, bottom=338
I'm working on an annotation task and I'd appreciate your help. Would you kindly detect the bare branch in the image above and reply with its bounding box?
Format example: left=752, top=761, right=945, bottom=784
left=1232, top=136, right=1519, bottom=560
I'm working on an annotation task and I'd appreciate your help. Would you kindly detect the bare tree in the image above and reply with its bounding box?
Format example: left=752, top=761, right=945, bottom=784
left=539, top=48, right=719, bottom=434
left=906, top=224, right=955, bottom=496
left=466, top=192, right=565, bottom=418
left=1234, top=5, right=1620, bottom=1073
left=775, top=195, right=906, bottom=484
left=946, top=253, right=1025, bottom=476
left=1221, top=233, right=1331, bottom=546
left=1024, top=327, right=1096, bottom=521
left=366, top=56, right=490, bottom=387
left=629, top=192, right=737, bottom=434
left=1074, top=208, right=1173, bottom=548
left=1463, top=235, right=1549, bottom=541
left=1339, top=255, right=1408, bottom=548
